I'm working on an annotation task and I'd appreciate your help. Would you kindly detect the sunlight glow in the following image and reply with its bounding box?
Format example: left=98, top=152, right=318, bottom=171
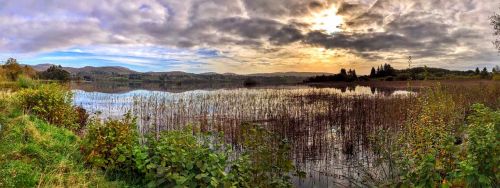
left=312, top=6, right=343, bottom=33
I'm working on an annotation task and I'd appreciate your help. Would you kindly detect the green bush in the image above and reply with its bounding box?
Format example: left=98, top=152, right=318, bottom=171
left=459, top=104, right=499, bottom=187
left=81, top=112, right=139, bottom=173
left=15, top=84, right=78, bottom=130
left=135, top=128, right=234, bottom=187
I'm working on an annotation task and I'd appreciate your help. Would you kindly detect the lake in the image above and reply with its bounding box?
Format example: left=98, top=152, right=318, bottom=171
left=72, top=82, right=415, bottom=187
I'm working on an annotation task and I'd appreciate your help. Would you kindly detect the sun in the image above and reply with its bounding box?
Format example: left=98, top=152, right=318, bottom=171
left=311, top=6, right=343, bottom=33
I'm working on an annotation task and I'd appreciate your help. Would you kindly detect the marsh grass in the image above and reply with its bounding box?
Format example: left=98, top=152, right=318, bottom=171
left=75, top=87, right=416, bottom=185
left=73, top=82, right=499, bottom=186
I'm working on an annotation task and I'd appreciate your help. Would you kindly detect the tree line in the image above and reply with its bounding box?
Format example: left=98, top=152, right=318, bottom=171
left=304, top=64, right=499, bottom=83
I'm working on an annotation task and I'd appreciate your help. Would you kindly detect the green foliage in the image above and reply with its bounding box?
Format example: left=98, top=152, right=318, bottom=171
left=82, top=112, right=138, bottom=173
left=135, top=128, right=234, bottom=187
left=459, top=104, right=499, bottom=187
left=15, top=84, right=79, bottom=130
left=232, top=123, right=304, bottom=188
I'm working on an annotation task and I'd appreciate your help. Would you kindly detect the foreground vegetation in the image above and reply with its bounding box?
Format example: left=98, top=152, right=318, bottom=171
left=0, top=81, right=303, bottom=187
left=0, top=90, right=127, bottom=187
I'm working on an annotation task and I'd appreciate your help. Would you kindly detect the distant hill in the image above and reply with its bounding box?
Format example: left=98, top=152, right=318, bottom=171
left=29, top=64, right=137, bottom=75
left=30, top=64, right=57, bottom=72
left=28, top=64, right=332, bottom=77
left=27, top=64, right=336, bottom=84
left=69, top=66, right=137, bottom=75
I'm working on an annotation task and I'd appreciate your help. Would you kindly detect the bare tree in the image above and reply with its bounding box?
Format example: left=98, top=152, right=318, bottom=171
left=491, top=7, right=500, bottom=52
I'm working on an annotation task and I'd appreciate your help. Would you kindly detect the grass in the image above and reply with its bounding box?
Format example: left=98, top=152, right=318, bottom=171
left=0, top=101, right=127, bottom=187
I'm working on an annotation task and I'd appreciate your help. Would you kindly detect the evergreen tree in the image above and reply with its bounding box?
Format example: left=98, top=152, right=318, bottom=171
left=370, top=67, right=376, bottom=77
left=351, top=69, right=357, bottom=78
left=480, top=67, right=490, bottom=79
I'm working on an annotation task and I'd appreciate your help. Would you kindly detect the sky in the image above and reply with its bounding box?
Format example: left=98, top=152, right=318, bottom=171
left=0, top=0, right=498, bottom=74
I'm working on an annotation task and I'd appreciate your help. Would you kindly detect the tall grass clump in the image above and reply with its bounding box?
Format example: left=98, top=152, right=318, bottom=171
left=0, top=115, right=126, bottom=187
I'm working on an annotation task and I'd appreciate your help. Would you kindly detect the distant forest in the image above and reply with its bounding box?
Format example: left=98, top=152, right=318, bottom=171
left=304, top=64, right=500, bottom=83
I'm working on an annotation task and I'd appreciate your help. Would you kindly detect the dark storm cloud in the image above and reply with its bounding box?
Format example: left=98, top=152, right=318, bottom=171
left=270, top=26, right=304, bottom=45
left=303, top=31, right=419, bottom=52
left=213, top=17, right=282, bottom=39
